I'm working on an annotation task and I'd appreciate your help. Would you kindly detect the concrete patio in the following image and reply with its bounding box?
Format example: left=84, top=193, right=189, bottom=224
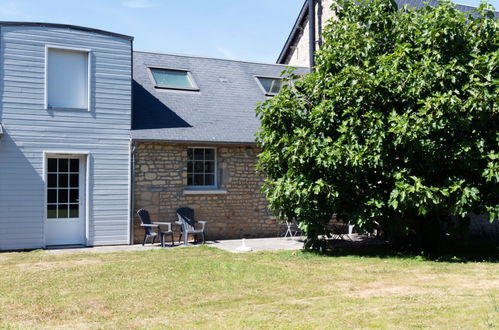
left=43, top=234, right=387, bottom=254
left=44, top=237, right=305, bottom=254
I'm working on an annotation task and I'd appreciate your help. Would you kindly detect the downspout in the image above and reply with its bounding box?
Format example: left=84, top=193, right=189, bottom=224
left=308, top=0, right=316, bottom=69
left=317, top=0, right=323, bottom=48
left=129, top=140, right=136, bottom=245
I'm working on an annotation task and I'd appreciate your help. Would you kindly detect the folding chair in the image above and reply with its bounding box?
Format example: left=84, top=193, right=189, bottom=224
left=282, top=220, right=301, bottom=238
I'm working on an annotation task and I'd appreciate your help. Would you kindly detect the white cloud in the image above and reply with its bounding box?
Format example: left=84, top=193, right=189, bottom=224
left=0, top=2, right=32, bottom=20
left=121, top=0, right=157, bottom=8
left=216, top=47, right=237, bottom=60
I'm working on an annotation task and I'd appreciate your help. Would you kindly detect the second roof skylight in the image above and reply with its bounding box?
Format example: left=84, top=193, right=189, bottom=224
left=256, top=77, right=282, bottom=96
left=150, top=68, right=198, bottom=90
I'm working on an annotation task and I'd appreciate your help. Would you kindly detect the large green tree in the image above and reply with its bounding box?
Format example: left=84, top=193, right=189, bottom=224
left=256, top=0, right=498, bottom=250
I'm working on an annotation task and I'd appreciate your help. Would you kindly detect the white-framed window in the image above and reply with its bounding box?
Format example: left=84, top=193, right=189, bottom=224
left=46, top=47, right=89, bottom=110
left=255, top=76, right=282, bottom=96
left=187, top=147, right=216, bottom=187
left=149, top=67, right=199, bottom=91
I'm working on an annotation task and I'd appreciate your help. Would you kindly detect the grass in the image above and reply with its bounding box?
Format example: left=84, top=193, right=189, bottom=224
left=0, top=246, right=497, bottom=329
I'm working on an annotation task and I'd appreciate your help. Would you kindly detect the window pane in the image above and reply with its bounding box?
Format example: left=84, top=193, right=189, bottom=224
left=205, top=149, right=215, bottom=160
left=259, top=78, right=272, bottom=92
left=70, top=159, right=79, bottom=172
left=187, top=149, right=193, bottom=161
left=58, top=205, right=68, bottom=218
left=194, top=149, right=204, bottom=160
left=187, top=161, right=194, bottom=174
left=48, top=174, right=57, bottom=188
left=151, top=68, right=194, bottom=89
left=69, top=204, right=79, bottom=218
left=205, top=174, right=214, bottom=186
left=69, top=189, right=79, bottom=203
left=187, top=174, right=193, bottom=185
left=59, top=159, right=68, bottom=172
left=48, top=159, right=57, bottom=172
left=194, top=162, right=204, bottom=173
left=58, top=189, right=68, bottom=203
left=47, top=205, right=57, bottom=219
left=59, top=174, right=68, bottom=187
left=257, top=77, right=282, bottom=95
left=47, top=189, right=57, bottom=204
left=70, top=174, right=79, bottom=188
left=204, top=161, right=214, bottom=173
left=48, top=49, right=88, bottom=109
left=270, top=80, right=282, bottom=94
left=193, top=174, right=204, bottom=186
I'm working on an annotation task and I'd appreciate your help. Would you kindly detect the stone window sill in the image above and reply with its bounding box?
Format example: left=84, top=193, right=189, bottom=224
left=183, top=189, right=227, bottom=195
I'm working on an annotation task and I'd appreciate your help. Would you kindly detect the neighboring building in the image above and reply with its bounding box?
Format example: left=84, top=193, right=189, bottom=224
left=0, top=23, right=133, bottom=250
left=131, top=51, right=308, bottom=242
left=278, top=0, right=499, bottom=66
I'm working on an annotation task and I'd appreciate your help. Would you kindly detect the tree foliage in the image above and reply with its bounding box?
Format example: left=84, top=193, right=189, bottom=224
left=256, top=0, right=498, bottom=250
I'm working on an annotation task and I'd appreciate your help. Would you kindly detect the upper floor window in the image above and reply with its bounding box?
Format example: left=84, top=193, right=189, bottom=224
left=150, top=68, right=198, bottom=90
left=187, top=147, right=216, bottom=187
left=47, top=48, right=89, bottom=110
left=256, top=77, right=282, bottom=96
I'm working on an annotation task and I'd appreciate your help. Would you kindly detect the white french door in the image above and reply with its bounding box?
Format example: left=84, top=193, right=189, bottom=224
left=45, top=155, right=85, bottom=245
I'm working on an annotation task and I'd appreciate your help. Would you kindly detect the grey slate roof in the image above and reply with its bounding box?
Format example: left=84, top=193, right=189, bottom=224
left=277, top=0, right=499, bottom=64
left=131, top=51, right=308, bottom=143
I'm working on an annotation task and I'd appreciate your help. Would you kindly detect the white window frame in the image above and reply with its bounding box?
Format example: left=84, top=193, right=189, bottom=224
left=186, top=147, right=217, bottom=189
left=147, top=66, right=199, bottom=91
left=254, top=75, right=283, bottom=96
left=45, top=45, right=91, bottom=111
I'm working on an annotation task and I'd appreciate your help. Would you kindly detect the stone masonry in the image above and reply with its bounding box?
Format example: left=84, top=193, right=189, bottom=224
left=133, top=142, right=280, bottom=243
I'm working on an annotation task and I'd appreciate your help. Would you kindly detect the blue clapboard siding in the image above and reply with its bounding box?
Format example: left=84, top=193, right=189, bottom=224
left=0, top=25, right=132, bottom=250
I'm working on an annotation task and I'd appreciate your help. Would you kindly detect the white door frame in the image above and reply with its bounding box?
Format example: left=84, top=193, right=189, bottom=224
left=43, top=151, right=89, bottom=247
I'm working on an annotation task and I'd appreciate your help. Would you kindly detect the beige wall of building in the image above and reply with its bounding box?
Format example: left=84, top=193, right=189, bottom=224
left=285, top=0, right=336, bottom=66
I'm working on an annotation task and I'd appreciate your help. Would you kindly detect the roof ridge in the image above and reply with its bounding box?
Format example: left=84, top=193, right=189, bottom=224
left=134, top=49, right=308, bottom=68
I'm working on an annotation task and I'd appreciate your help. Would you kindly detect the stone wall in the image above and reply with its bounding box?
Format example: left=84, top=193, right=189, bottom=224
left=133, top=142, right=280, bottom=243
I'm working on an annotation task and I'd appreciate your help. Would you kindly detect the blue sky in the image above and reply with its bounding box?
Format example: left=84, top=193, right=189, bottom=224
left=0, top=0, right=496, bottom=63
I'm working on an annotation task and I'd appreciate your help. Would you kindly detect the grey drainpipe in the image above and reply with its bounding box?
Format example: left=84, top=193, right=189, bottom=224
left=317, top=0, right=323, bottom=48
left=129, top=140, right=136, bottom=245
left=308, top=0, right=316, bottom=69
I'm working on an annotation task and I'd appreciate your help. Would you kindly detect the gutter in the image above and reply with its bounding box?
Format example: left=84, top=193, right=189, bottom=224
left=129, top=138, right=258, bottom=146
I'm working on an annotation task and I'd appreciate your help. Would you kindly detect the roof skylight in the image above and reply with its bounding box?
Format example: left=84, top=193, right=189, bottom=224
left=256, top=77, right=282, bottom=96
left=150, top=68, right=198, bottom=90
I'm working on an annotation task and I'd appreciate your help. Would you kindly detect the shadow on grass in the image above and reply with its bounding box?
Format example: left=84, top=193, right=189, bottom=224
left=304, top=238, right=499, bottom=263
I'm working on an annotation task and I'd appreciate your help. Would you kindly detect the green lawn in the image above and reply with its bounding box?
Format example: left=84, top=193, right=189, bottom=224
left=0, top=246, right=497, bottom=329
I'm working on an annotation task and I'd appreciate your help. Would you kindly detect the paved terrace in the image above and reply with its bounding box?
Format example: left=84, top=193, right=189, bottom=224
left=44, top=237, right=304, bottom=254
left=42, top=234, right=386, bottom=254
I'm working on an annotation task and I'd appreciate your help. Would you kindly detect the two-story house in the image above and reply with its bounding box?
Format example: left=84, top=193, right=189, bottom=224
left=0, top=23, right=133, bottom=250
